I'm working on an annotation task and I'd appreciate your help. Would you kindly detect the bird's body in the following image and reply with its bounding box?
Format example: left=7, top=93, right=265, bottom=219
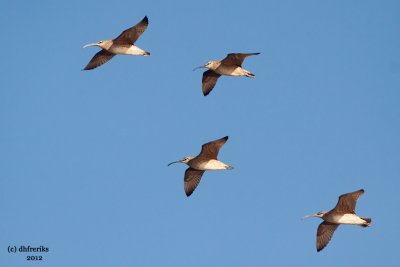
left=322, top=212, right=370, bottom=226
left=303, top=189, right=371, bottom=252
left=83, top=16, right=150, bottom=70
left=104, top=42, right=148, bottom=55
left=194, top=53, right=260, bottom=96
left=188, top=158, right=233, bottom=171
left=168, top=136, right=233, bottom=197
left=204, top=61, right=254, bottom=77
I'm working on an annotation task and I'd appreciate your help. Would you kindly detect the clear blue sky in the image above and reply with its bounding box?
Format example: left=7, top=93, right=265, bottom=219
left=1, top=0, right=399, bottom=266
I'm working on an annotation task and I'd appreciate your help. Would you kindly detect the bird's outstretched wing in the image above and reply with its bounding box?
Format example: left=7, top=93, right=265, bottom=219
left=83, top=49, right=115, bottom=70
left=221, top=53, right=260, bottom=66
left=334, top=189, right=364, bottom=214
left=114, top=16, right=149, bottom=44
left=184, top=168, right=205, bottom=197
left=316, top=221, right=339, bottom=252
left=202, top=70, right=221, bottom=96
left=199, top=136, right=229, bottom=160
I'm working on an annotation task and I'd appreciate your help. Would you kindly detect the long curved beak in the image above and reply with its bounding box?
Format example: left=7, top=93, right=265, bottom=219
left=302, top=214, right=315, bottom=220
left=83, top=43, right=98, bottom=48
left=167, top=160, right=181, bottom=166
left=193, top=65, right=205, bottom=71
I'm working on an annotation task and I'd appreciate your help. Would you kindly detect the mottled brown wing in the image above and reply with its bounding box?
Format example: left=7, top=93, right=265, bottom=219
left=114, top=16, right=148, bottom=44
left=83, top=49, right=115, bottom=70
left=316, top=222, right=339, bottom=252
left=334, top=189, right=364, bottom=214
left=184, top=168, right=205, bottom=197
left=202, top=70, right=221, bottom=96
left=198, top=136, right=228, bottom=160
left=220, top=53, right=260, bottom=66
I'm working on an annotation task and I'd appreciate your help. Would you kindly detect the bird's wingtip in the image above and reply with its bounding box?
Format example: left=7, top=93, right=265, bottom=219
left=202, top=88, right=211, bottom=96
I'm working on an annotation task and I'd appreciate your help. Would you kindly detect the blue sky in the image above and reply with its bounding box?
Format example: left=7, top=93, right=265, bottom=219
left=1, top=0, right=400, bottom=266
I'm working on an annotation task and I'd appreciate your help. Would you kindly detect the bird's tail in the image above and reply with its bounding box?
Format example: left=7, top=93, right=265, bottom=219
left=361, top=217, right=372, bottom=227
left=245, top=72, right=255, bottom=78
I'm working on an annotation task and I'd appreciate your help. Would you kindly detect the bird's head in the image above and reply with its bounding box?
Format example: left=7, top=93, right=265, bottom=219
left=83, top=40, right=108, bottom=49
left=193, top=61, right=218, bottom=71
left=167, top=156, right=194, bottom=166
left=303, top=211, right=327, bottom=219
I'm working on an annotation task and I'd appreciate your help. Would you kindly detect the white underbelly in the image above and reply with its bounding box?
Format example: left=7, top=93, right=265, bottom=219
left=215, top=66, right=245, bottom=76
left=332, top=214, right=366, bottom=225
left=192, top=159, right=230, bottom=171
left=109, top=45, right=146, bottom=55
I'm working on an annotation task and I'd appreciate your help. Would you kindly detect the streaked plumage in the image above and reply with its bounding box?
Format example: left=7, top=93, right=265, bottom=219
left=168, top=136, right=233, bottom=197
left=83, top=16, right=150, bottom=70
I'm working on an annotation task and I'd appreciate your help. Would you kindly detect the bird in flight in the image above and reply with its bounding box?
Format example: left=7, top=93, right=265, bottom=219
left=83, top=16, right=150, bottom=70
left=303, top=189, right=371, bottom=252
left=193, top=53, right=260, bottom=96
left=168, top=136, right=233, bottom=197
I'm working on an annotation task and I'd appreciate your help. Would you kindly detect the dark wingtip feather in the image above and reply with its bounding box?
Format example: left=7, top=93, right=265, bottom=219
left=203, top=89, right=210, bottom=96
left=361, top=217, right=372, bottom=227
left=83, top=65, right=94, bottom=71
left=317, top=243, right=327, bottom=252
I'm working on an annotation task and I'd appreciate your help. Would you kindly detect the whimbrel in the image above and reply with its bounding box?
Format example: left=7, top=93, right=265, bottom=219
left=83, top=16, right=150, bottom=70
left=193, top=53, right=260, bottom=96
left=303, top=189, right=371, bottom=252
left=168, top=136, right=233, bottom=197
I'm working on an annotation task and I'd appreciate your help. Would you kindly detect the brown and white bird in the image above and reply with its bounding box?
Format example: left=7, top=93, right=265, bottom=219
left=193, top=53, right=260, bottom=96
left=303, top=189, right=372, bottom=252
left=82, top=16, right=150, bottom=70
left=168, top=136, right=233, bottom=197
